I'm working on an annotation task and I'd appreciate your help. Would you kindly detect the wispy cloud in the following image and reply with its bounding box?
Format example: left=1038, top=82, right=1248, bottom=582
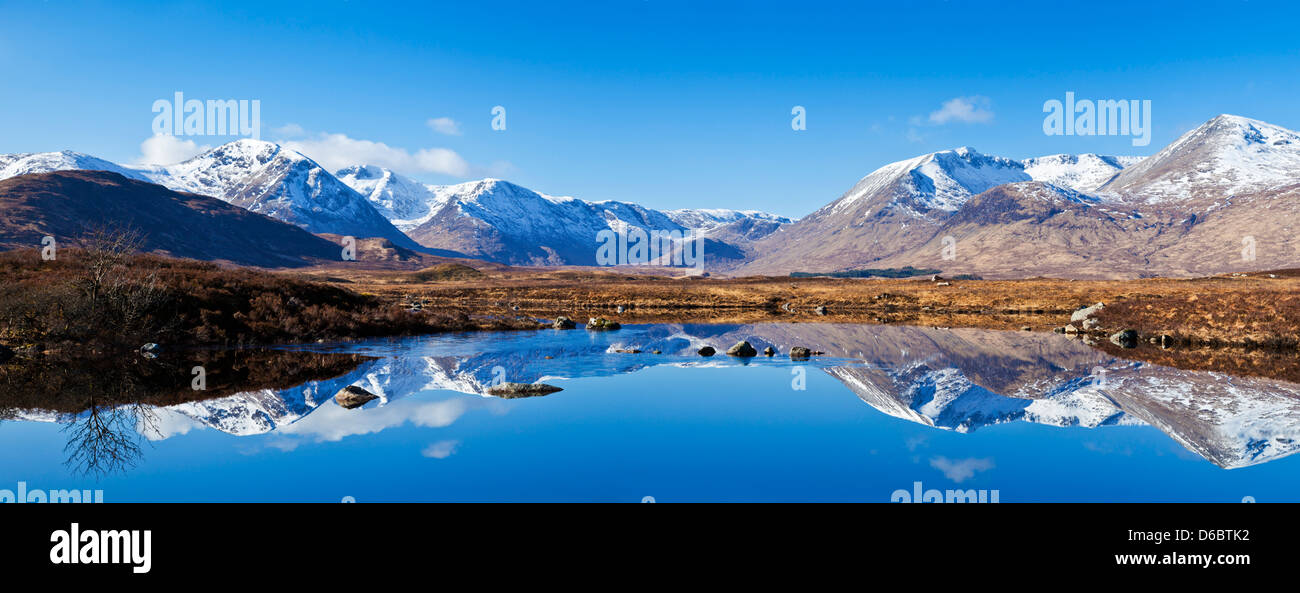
left=427, top=117, right=462, bottom=136
left=422, top=440, right=461, bottom=459
left=272, top=123, right=307, bottom=138
left=280, top=132, right=473, bottom=177
left=927, top=96, right=994, bottom=125
left=929, top=456, right=994, bottom=483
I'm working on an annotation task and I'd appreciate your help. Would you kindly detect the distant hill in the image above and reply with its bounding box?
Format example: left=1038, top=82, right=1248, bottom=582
left=0, top=170, right=345, bottom=268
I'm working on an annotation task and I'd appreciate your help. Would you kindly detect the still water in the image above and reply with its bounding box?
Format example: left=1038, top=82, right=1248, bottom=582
left=3, top=323, right=1299, bottom=502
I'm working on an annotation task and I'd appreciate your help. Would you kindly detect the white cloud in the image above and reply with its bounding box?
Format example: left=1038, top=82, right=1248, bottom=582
left=136, top=134, right=209, bottom=165
left=281, top=132, right=472, bottom=177
left=929, top=456, right=994, bottom=483
left=422, top=440, right=461, bottom=459
left=426, top=117, right=462, bottom=136
left=928, top=96, right=994, bottom=125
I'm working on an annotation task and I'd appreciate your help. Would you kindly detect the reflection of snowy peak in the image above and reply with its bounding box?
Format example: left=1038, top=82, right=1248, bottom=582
left=1103, top=372, right=1300, bottom=469
left=22, top=322, right=1300, bottom=471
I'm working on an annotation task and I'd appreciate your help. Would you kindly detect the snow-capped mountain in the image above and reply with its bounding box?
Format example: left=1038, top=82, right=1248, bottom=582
left=741, top=114, right=1300, bottom=278
left=1021, top=153, right=1143, bottom=193
left=0, top=142, right=424, bottom=250
left=662, top=208, right=792, bottom=230
left=0, top=150, right=151, bottom=182
left=736, top=147, right=1037, bottom=275
left=135, top=140, right=421, bottom=249
left=1101, top=114, right=1300, bottom=204
left=832, top=146, right=1031, bottom=217
left=334, top=164, right=450, bottom=230
left=333, top=169, right=791, bottom=269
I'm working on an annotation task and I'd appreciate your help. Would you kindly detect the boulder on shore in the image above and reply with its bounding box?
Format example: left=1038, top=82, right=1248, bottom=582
left=552, top=316, right=577, bottom=329
left=813, top=305, right=828, bottom=316
left=1110, top=329, right=1139, bottom=348
left=1070, top=302, right=1106, bottom=323
left=698, top=346, right=716, bottom=356
left=586, top=317, right=621, bottom=331
left=1063, top=324, right=1080, bottom=334
left=726, top=340, right=758, bottom=357
left=487, top=382, right=563, bottom=398
left=335, top=385, right=379, bottom=409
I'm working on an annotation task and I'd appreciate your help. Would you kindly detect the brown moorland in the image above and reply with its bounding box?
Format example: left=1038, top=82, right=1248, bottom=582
left=312, top=265, right=1300, bottom=349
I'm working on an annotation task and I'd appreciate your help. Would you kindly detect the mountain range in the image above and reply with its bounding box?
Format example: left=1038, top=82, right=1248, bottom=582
left=0, top=114, right=1296, bottom=277
left=738, top=114, right=1300, bottom=278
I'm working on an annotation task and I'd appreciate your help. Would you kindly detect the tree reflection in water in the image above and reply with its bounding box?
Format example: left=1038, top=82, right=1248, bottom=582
left=0, top=348, right=372, bottom=478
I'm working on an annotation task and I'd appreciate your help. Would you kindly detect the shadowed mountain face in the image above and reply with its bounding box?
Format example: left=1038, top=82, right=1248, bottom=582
left=0, top=170, right=344, bottom=267
left=7, top=324, right=1298, bottom=471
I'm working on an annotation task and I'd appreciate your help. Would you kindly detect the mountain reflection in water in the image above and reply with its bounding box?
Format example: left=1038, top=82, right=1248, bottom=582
left=3, top=324, right=1300, bottom=485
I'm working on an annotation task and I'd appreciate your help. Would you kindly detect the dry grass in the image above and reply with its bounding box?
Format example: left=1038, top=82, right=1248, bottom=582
left=317, top=266, right=1300, bottom=347
left=0, top=249, right=540, bottom=357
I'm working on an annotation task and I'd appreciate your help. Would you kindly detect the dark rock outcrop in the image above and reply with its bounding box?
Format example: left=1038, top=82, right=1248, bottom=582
left=726, top=341, right=758, bottom=357
left=486, top=382, right=563, bottom=398
left=335, top=385, right=379, bottom=409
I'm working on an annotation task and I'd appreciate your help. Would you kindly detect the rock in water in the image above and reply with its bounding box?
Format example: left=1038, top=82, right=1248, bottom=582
left=335, top=385, right=379, bottom=409
left=486, top=382, right=563, bottom=398
left=1110, top=329, right=1139, bottom=348
left=552, top=316, right=576, bottom=329
left=586, top=317, right=621, bottom=331
left=790, top=346, right=812, bottom=359
left=763, top=346, right=776, bottom=356
left=726, top=340, right=758, bottom=357
left=1071, top=302, right=1106, bottom=323
left=698, top=346, right=716, bottom=356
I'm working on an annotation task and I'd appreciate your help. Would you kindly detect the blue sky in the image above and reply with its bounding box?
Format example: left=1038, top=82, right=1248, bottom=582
left=2, top=0, right=1298, bottom=218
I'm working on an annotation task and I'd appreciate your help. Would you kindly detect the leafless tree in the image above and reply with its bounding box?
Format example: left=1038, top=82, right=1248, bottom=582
left=62, top=400, right=148, bottom=478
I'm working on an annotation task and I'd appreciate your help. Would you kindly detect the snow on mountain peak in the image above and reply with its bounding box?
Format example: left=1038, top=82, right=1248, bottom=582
left=1021, top=153, right=1144, bottom=193
left=832, top=146, right=1030, bottom=216
left=1100, top=114, right=1300, bottom=202
left=132, top=140, right=418, bottom=246
left=0, top=150, right=151, bottom=182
